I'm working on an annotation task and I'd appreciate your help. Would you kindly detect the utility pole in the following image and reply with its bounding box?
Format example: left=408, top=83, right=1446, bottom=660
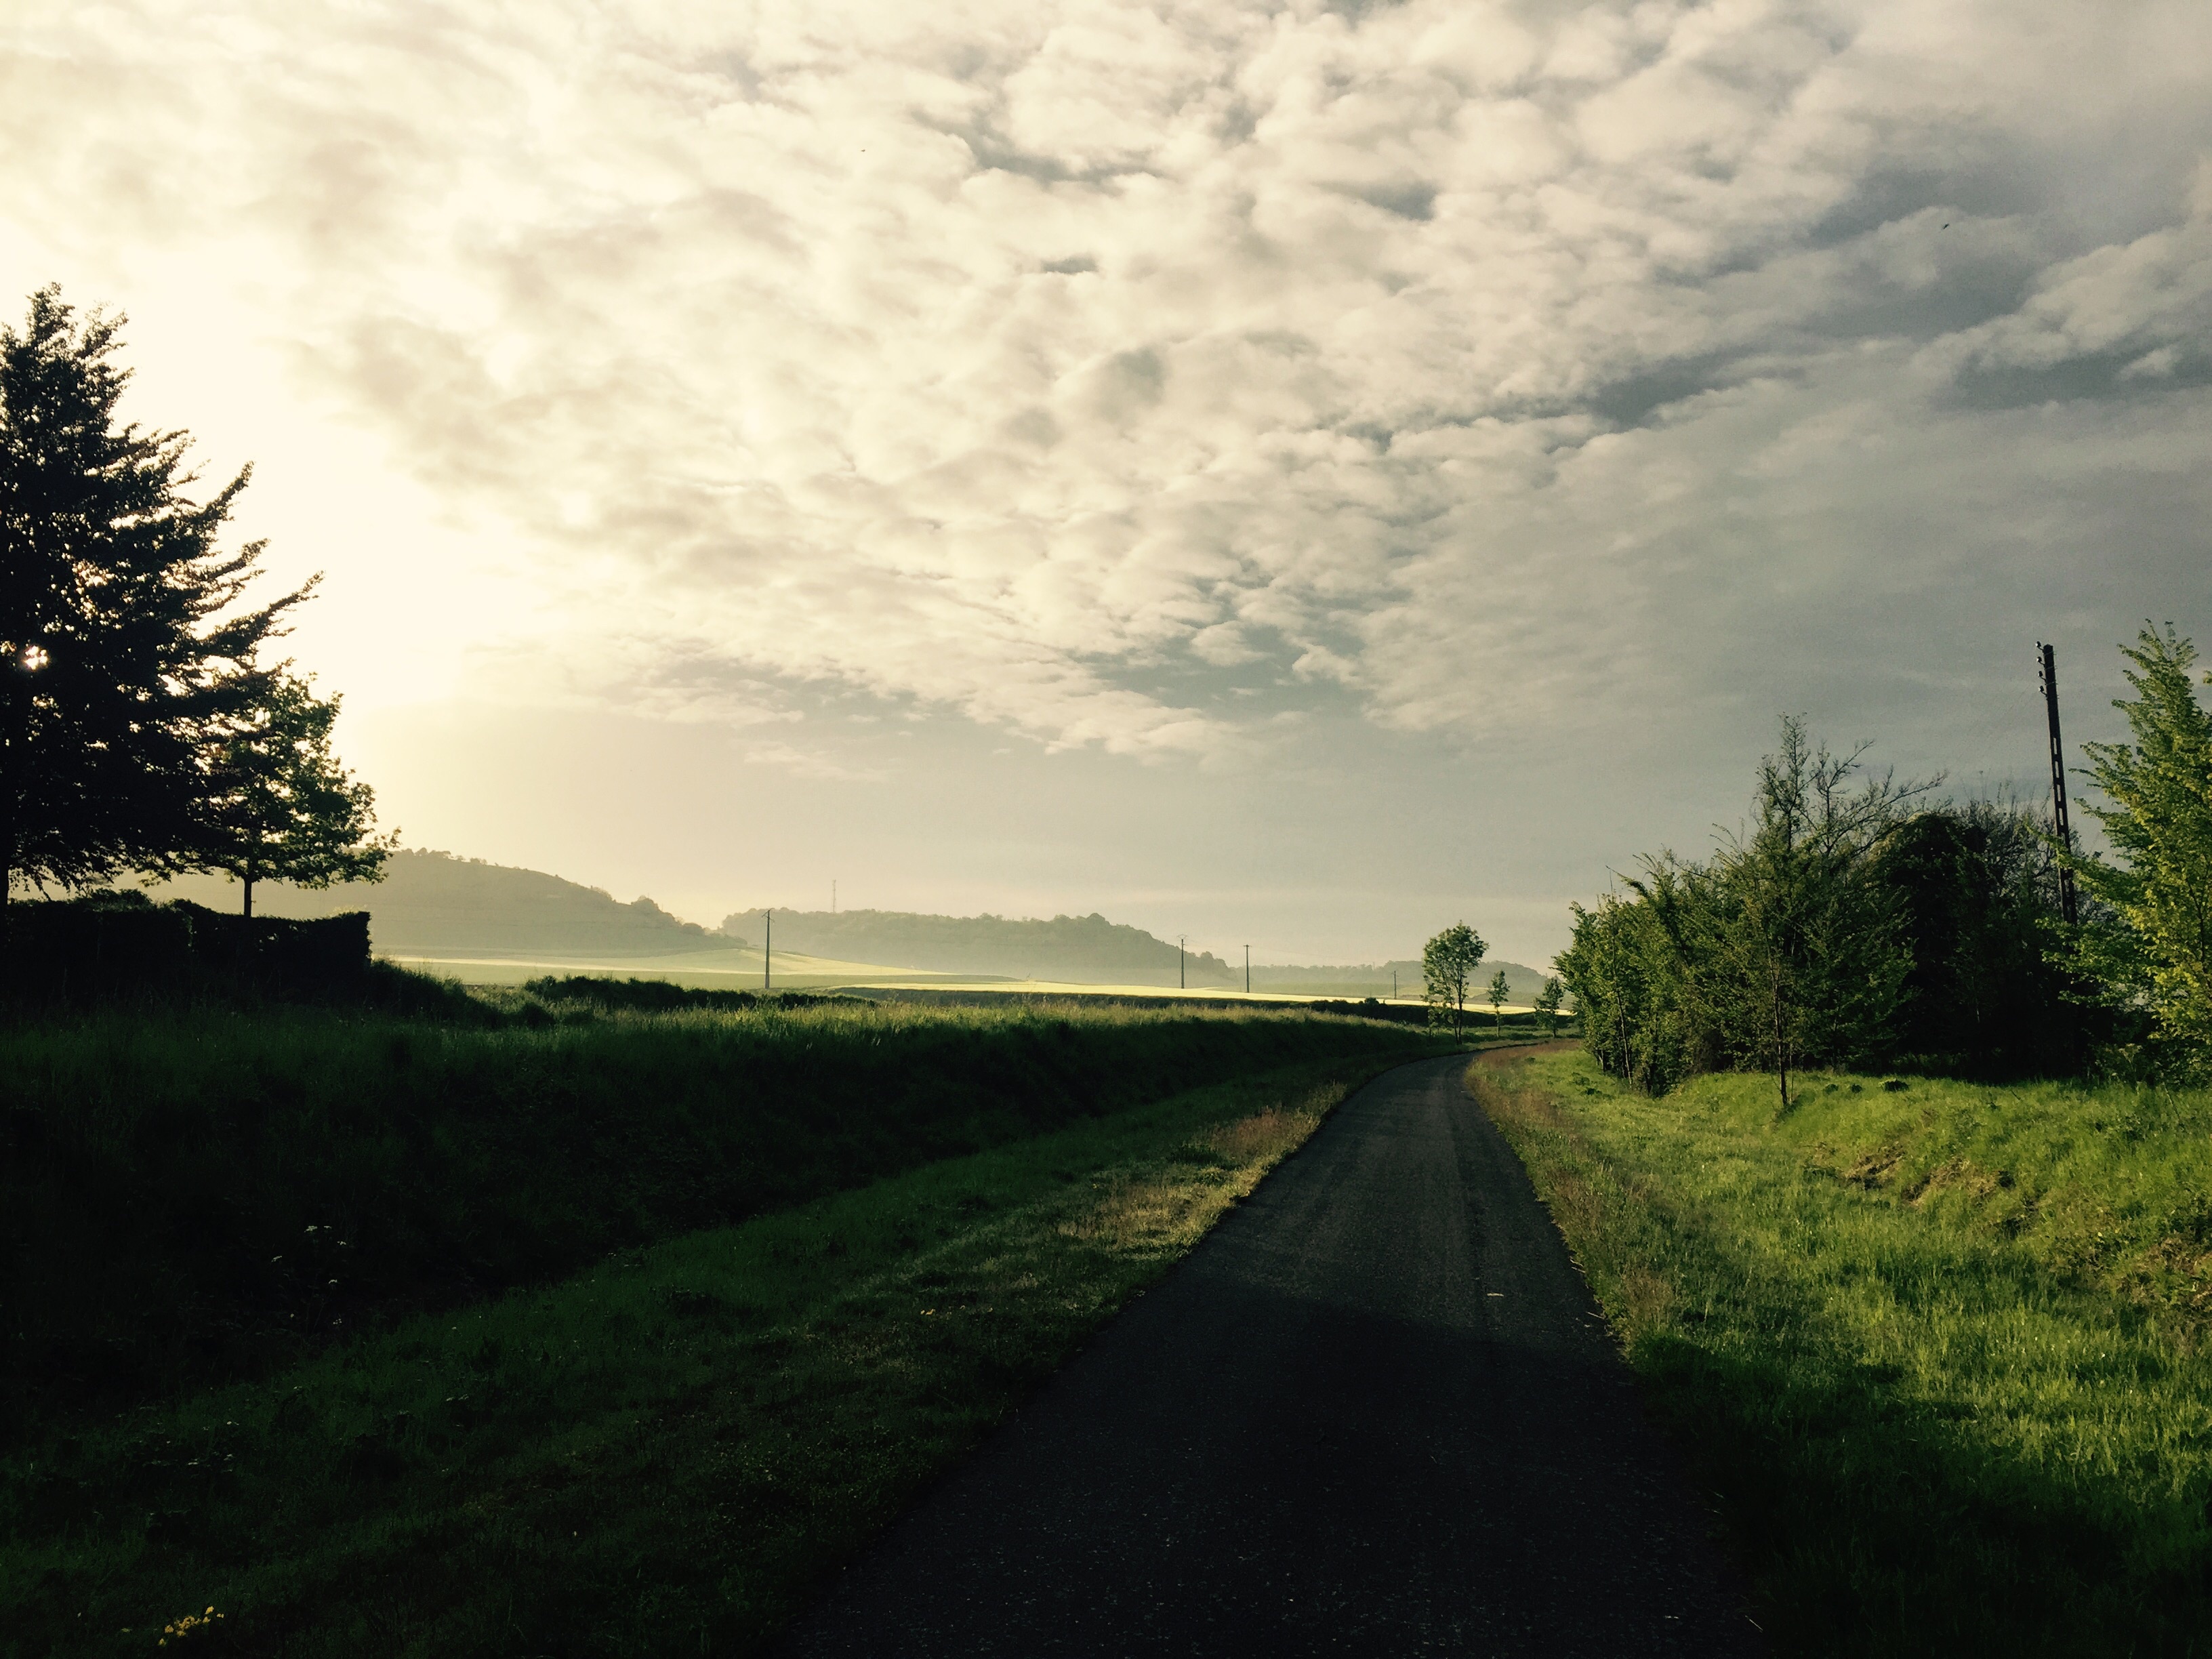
left=1392, top=968, right=1398, bottom=1000
left=764, top=909, right=772, bottom=991
left=2039, top=642, right=2081, bottom=926
left=1244, top=944, right=1250, bottom=995
left=1179, top=936, right=1186, bottom=991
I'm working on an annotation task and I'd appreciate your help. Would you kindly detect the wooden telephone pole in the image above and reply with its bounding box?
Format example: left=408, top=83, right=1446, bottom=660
left=2039, top=643, right=2080, bottom=926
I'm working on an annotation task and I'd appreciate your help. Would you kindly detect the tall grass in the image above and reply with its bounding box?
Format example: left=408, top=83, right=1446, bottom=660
left=1, top=998, right=1440, bottom=1431
left=1472, top=1049, right=2212, bottom=1656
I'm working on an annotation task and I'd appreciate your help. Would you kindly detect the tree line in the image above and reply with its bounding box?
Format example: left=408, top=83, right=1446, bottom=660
left=2, top=287, right=391, bottom=919
left=1557, top=628, right=2212, bottom=1101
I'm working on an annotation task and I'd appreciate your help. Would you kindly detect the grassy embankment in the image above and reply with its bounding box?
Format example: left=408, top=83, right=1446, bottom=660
left=3, top=995, right=1441, bottom=1420
left=3, top=997, right=1449, bottom=1654
left=1471, top=1047, right=2212, bottom=1658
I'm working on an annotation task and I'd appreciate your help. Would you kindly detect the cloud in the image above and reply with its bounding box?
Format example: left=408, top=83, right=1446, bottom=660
left=736, top=739, right=884, bottom=781
left=4, top=0, right=2208, bottom=765
left=1923, top=169, right=2212, bottom=398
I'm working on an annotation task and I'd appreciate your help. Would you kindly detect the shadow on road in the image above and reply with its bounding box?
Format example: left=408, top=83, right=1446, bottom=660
left=782, top=1053, right=1763, bottom=1657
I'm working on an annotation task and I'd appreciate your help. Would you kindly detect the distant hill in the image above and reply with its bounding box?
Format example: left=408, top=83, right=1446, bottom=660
left=137, top=852, right=1551, bottom=998
left=722, top=908, right=1237, bottom=987
left=141, top=854, right=1235, bottom=984
left=143, top=851, right=740, bottom=962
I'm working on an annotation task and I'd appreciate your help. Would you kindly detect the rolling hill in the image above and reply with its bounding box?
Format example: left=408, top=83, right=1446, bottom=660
left=140, top=853, right=1551, bottom=998
left=142, top=851, right=739, bottom=962
left=719, top=908, right=1237, bottom=987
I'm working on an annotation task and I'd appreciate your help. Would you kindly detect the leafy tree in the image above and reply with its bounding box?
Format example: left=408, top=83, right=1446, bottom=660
left=1696, top=717, right=1919, bottom=1111
left=1, top=287, right=308, bottom=908
left=1560, top=878, right=1709, bottom=1092
left=1564, top=719, right=1921, bottom=1103
left=1875, top=800, right=2084, bottom=1076
left=2068, top=624, right=2212, bottom=1071
left=1422, top=922, right=1486, bottom=1039
left=1487, top=968, right=1509, bottom=1031
left=195, top=672, right=394, bottom=916
left=1534, top=975, right=1564, bottom=1036
left=1557, top=896, right=1652, bottom=1084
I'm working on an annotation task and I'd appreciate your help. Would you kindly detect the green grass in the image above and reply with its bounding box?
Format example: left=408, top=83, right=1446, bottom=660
left=3, top=1053, right=1396, bottom=1656
left=1, top=997, right=1441, bottom=1428
left=1471, top=1048, right=2212, bottom=1657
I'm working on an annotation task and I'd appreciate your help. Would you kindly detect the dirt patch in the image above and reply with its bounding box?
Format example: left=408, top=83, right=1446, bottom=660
left=2117, top=1234, right=2212, bottom=1334
left=1904, top=1158, right=2009, bottom=1206
left=1842, top=1145, right=1906, bottom=1189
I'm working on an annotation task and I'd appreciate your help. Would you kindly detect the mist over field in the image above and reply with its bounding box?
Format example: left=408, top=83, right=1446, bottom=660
left=148, top=851, right=1551, bottom=995
left=6, top=0, right=2208, bottom=962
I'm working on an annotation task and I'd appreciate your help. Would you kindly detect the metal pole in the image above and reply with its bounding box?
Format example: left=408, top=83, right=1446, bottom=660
left=1179, top=936, right=1185, bottom=991
left=2039, top=643, right=2080, bottom=925
left=764, top=908, right=772, bottom=991
left=1244, top=944, right=1250, bottom=995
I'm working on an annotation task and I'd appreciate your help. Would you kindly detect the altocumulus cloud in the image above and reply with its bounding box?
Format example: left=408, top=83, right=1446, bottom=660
left=3, top=0, right=2209, bottom=764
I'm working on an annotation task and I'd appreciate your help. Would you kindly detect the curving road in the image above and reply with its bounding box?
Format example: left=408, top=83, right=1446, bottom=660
left=781, top=1050, right=1764, bottom=1657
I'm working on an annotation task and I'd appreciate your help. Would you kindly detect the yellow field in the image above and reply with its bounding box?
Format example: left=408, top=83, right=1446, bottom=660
left=382, top=945, right=941, bottom=991
left=381, top=949, right=1488, bottom=1008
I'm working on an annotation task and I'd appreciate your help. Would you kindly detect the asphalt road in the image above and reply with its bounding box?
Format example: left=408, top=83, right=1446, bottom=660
left=781, top=1050, right=1764, bottom=1657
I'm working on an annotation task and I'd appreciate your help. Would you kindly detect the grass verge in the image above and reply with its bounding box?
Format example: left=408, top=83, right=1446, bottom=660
left=1469, top=1047, right=2212, bottom=1658
left=4, top=1051, right=1404, bottom=1656
left=1, top=999, right=1439, bottom=1426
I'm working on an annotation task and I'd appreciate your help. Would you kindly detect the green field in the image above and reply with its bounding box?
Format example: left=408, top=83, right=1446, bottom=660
left=2, top=996, right=1446, bottom=1422
left=1471, top=1047, right=2212, bottom=1657
left=1, top=995, right=1448, bottom=1654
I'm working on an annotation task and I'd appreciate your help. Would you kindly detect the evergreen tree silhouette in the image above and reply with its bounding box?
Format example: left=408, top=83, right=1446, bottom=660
left=197, top=672, right=394, bottom=916
left=1, top=287, right=310, bottom=907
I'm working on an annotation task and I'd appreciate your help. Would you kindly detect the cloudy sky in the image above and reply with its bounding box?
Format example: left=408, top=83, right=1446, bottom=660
left=5, top=0, right=2207, bottom=965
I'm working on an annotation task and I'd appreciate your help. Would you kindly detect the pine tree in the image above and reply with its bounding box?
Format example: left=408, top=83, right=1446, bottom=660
left=1, top=287, right=308, bottom=907
left=197, top=672, right=394, bottom=916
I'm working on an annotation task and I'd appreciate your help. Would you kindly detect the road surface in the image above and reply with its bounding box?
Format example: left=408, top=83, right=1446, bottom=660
left=781, top=1050, right=1763, bottom=1656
